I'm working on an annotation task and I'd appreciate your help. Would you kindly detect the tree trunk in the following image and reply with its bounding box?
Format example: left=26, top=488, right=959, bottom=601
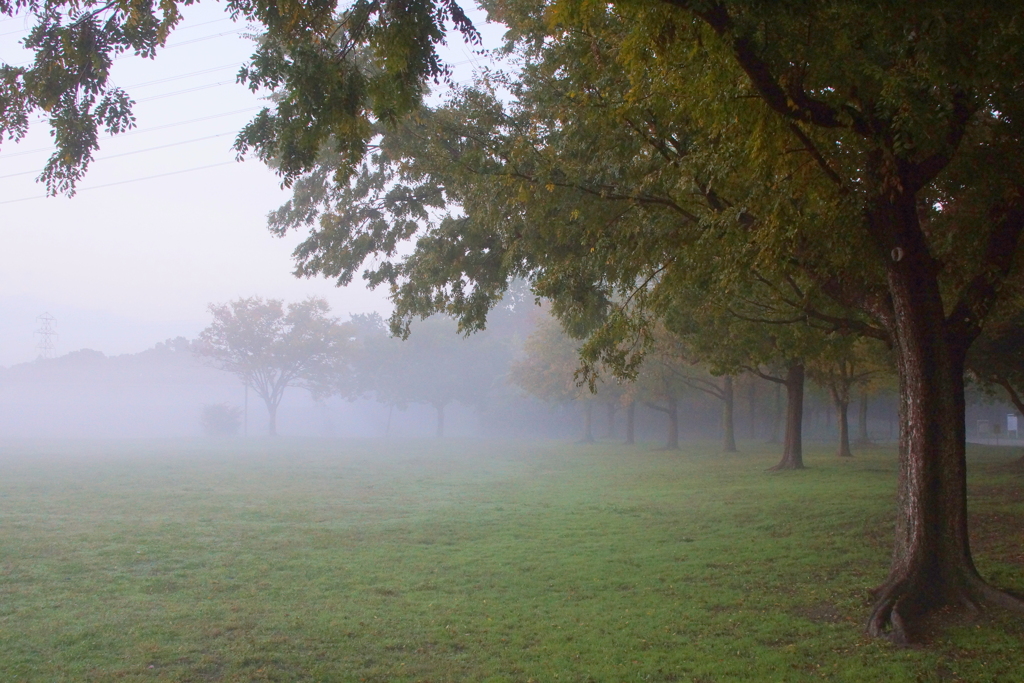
left=866, top=224, right=1024, bottom=641
left=666, top=392, right=679, bottom=450
left=855, top=391, right=872, bottom=446
left=832, top=388, right=853, bottom=458
left=435, top=403, right=445, bottom=438
left=580, top=401, right=595, bottom=444
left=266, top=398, right=279, bottom=437
left=722, top=375, right=737, bottom=452
left=625, top=400, right=636, bottom=445
left=770, top=362, right=804, bottom=470
left=748, top=377, right=758, bottom=439
left=766, top=382, right=782, bottom=444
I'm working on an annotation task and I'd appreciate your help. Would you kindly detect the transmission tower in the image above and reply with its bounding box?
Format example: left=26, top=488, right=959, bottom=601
left=35, top=313, right=57, bottom=359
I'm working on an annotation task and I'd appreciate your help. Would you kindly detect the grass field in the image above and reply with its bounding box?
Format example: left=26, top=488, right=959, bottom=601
left=1, top=438, right=1022, bottom=682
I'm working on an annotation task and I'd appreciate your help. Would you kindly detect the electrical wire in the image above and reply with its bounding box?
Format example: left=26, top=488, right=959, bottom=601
left=122, top=62, right=241, bottom=89
left=0, top=16, right=231, bottom=38
left=135, top=80, right=236, bottom=102
left=0, top=106, right=260, bottom=159
left=0, top=131, right=237, bottom=180
left=160, top=29, right=246, bottom=52
left=7, top=27, right=246, bottom=68
left=0, top=15, right=231, bottom=39
left=0, top=160, right=240, bottom=205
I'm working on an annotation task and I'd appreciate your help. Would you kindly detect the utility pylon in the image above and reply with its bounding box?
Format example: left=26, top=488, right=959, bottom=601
left=35, top=313, right=57, bottom=359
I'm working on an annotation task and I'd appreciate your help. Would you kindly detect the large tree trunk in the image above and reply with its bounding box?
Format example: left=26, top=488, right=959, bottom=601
left=625, top=400, right=636, bottom=445
left=832, top=387, right=853, bottom=458
left=722, top=375, right=737, bottom=452
left=580, top=401, right=595, bottom=444
left=855, top=391, right=872, bottom=446
left=866, top=222, right=1024, bottom=641
left=770, top=363, right=804, bottom=470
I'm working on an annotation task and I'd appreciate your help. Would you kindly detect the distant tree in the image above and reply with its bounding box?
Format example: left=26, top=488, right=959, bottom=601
left=510, top=314, right=598, bottom=443
left=807, top=339, right=883, bottom=458
left=634, top=326, right=732, bottom=452
left=348, top=313, right=504, bottom=437
left=195, top=297, right=350, bottom=436
left=200, top=403, right=242, bottom=437
left=967, top=312, right=1024, bottom=420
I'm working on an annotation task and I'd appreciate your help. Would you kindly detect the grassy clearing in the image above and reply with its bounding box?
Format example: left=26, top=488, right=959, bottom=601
left=0, top=437, right=1022, bottom=682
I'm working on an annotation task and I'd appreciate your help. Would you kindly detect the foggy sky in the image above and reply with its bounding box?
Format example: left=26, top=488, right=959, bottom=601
left=0, top=4, right=501, bottom=366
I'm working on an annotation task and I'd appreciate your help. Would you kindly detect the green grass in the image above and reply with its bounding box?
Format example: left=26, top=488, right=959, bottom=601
left=1, top=438, right=1022, bottom=682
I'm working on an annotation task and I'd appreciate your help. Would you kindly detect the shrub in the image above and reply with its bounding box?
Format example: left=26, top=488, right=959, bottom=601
left=200, top=403, right=242, bottom=436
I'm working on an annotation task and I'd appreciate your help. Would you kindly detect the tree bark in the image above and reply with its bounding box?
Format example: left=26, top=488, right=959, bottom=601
left=866, top=204, right=1024, bottom=641
left=832, top=387, right=853, bottom=458
left=580, top=401, right=595, bottom=444
left=722, top=375, right=737, bottom=452
left=625, top=400, right=636, bottom=445
left=770, top=362, right=804, bottom=470
left=855, top=391, right=872, bottom=446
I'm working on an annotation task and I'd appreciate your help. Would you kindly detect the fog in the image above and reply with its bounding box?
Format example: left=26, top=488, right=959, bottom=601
left=0, top=4, right=1016, bottom=449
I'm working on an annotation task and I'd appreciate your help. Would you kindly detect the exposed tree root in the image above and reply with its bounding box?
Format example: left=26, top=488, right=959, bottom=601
left=867, top=574, right=1024, bottom=644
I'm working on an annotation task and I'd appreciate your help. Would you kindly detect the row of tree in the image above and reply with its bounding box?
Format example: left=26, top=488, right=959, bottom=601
left=7, top=0, right=1024, bottom=643
left=241, top=2, right=1024, bottom=640
left=193, top=296, right=524, bottom=437
left=512, top=313, right=896, bottom=458
left=195, top=294, right=915, bottom=455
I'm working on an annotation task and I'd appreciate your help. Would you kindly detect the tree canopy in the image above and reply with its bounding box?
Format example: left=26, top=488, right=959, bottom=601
left=264, top=0, right=1024, bottom=640
left=195, top=296, right=351, bottom=435
left=0, top=0, right=478, bottom=193
left=6, top=0, right=1024, bottom=642
left=347, top=312, right=507, bottom=437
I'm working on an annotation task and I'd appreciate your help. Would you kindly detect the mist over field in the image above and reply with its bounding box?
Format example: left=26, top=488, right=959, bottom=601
left=6, top=0, right=1024, bottom=673
left=0, top=314, right=1016, bottom=445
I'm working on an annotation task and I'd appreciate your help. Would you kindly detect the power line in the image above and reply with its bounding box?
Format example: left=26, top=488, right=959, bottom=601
left=0, top=16, right=230, bottom=38
left=0, top=106, right=259, bottom=159
left=0, top=23, right=30, bottom=37
left=0, top=131, right=237, bottom=180
left=134, top=79, right=236, bottom=102
left=8, top=27, right=246, bottom=68
left=0, top=160, right=241, bottom=205
left=160, top=29, right=246, bottom=51
left=121, top=62, right=241, bottom=89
